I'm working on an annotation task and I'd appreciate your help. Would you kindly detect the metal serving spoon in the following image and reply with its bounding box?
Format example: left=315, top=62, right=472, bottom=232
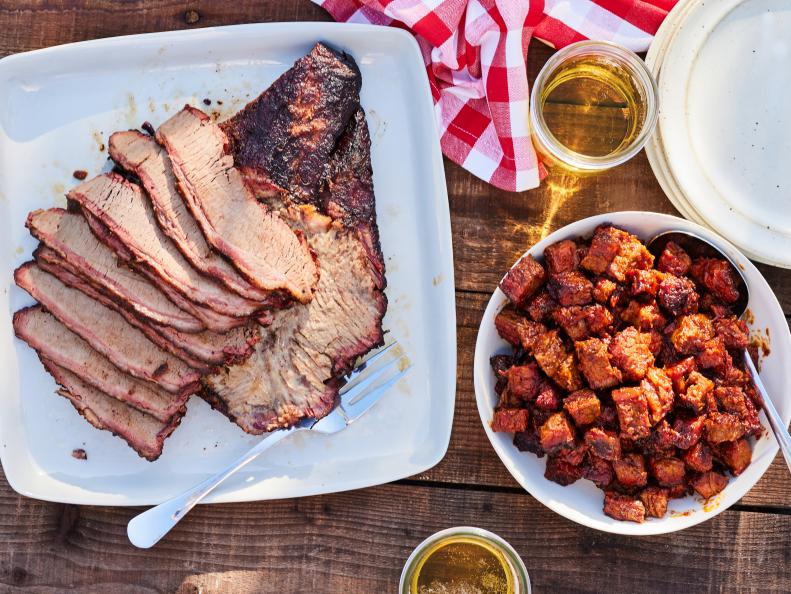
left=647, top=231, right=791, bottom=474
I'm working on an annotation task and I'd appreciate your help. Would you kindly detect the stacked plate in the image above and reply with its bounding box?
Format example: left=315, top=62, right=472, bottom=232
left=646, top=0, right=791, bottom=267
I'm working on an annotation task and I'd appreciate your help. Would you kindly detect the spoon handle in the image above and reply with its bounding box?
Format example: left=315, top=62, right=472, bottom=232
left=743, top=350, right=791, bottom=475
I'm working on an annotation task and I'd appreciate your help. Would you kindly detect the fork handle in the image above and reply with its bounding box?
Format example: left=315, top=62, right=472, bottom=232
left=127, top=427, right=297, bottom=548
left=743, top=351, right=791, bottom=475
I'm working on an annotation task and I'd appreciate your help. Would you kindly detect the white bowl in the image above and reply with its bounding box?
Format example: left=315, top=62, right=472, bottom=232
left=473, top=211, right=791, bottom=535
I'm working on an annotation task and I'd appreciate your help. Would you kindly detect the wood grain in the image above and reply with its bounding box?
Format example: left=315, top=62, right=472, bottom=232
left=0, top=477, right=789, bottom=594
left=0, top=2, right=790, bottom=593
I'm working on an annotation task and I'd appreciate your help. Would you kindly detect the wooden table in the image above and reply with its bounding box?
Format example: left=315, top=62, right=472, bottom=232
left=1, top=2, right=789, bottom=592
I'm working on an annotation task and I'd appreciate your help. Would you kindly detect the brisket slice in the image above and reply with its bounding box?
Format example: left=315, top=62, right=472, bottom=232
left=14, top=262, right=201, bottom=394
left=43, top=360, right=184, bottom=461
left=34, top=248, right=212, bottom=373
left=221, top=42, right=361, bottom=204
left=35, top=246, right=260, bottom=368
left=26, top=208, right=204, bottom=334
left=109, top=130, right=288, bottom=308
left=81, top=207, right=247, bottom=333
left=202, top=213, right=386, bottom=433
left=13, top=306, right=189, bottom=422
left=68, top=173, right=262, bottom=318
left=156, top=106, right=319, bottom=302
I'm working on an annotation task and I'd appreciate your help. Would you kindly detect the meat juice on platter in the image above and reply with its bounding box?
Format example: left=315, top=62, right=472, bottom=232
left=490, top=225, right=760, bottom=523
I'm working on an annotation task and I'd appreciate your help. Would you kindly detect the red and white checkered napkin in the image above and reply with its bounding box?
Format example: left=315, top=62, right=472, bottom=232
left=313, top=0, right=677, bottom=192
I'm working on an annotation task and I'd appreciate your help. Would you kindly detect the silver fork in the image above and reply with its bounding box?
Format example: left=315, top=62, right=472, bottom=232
left=127, top=342, right=410, bottom=549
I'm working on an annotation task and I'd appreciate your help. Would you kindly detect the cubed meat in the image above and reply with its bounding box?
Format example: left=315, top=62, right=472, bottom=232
left=582, top=226, right=654, bottom=282
left=513, top=428, right=544, bottom=457
left=696, top=337, right=728, bottom=370
left=592, top=277, right=617, bottom=304
left=500, top=254, right=546, bottom=305
left=534, top=380, right=563, bottom=411
left=657, top=241, right=692, bottom=277
left=705, top=412, right=746, bottom=444
left=678, top=372, right=714, bottom=414
left=524, top=289, right=557, bottom=323
left=556, top=441, right=587, bottom=466
left=627, top=269, right=664, bottom=297
left=612, top=387, right=652, bottom=439
left=491, top=408, right=529, bottom=433
left=691, top=258, right=741, bottom=304
left=544, top=456, right=583, bottom=486
left=665, top=357, right=697, bottom=393
left=639, top=486, right=670, bottom=518
left=575, top=338, right=622, bottom=389
left=683, top=441, right=713, bottom=472
left=690, top=471, right=729, bottom=499
left=613, top=453, right=648, bottom=488
left=720, top=438, right=752, bottom=476
left=581, top=225, right=623, bottom=274
left=533, top=330, right=583, bottom=391
left=672, top=415, right=706, bottom=449
left=708, top=302, right=735, bottom=319
left=667, top=484, right=691, bottom=499
left=548, top=271, right=593, bottom=306
left=658, top=274, right=699, bottom=317
left=641, top=367, right=674, bottom=424
left=532, top=329, right=567, bottom=378
left=506, top=363, right=543, bottom=401
left=609, top=327, right=655, bottom=381
left=494, top=306, right=528, bottom=346
left=670, top=314, right=715, bottom=354
left=715, top=386, right=761, bottom=436
left=553, top=304, right=613, bottom=341
left=544, top=239, right=580, bottom=274
left=539, top=412, right=576, bottom=453
left=491, top=354, right=514, bottom=395
left=582, top=454, right=614, bottom=487
left=563, top=389, right=601, bottom=426
left=620, top=300, right=666, bottom=331
left=649, top=457, right=686, bottom=487
left=714, top=316, right=749, bottom=350
left=646, top=420, right=678, bottom=456
left=494, top=306, right=547, bottom=350
left=597, top=403, right=619, bottom=431
left=584, top=427, right=621, bottom=461
left=603, top=492, right=645, bottom=523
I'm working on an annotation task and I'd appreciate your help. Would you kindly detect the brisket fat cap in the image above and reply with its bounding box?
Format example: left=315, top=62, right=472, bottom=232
left=222, top=42, right=362, bottom=204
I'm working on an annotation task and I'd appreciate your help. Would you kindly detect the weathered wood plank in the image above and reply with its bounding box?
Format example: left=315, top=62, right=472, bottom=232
left=0, top=0, right=331, bottom=57
left=0, top=477, right=788, bottom=594
left=412, top=290, right=791, bottom=510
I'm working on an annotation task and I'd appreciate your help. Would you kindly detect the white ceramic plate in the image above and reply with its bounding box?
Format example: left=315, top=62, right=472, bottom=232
left=645, top=0, right=791, bottom=268
left=0, top=23, right=456, bottom=505
left=474, top=212, right=791, bottom=536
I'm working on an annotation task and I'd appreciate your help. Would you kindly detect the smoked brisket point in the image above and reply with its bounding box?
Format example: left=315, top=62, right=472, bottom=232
left=221, top=42, right=362, bottom=204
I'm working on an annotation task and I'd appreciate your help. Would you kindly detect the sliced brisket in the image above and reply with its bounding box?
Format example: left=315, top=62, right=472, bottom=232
left=80, top=204, right=248, bottom=333
left=26, top=208, right=204, bottom=333
left=44, top=360, right=184, bottom=461
left=13, top=306, right=189, bottom=422
left=202, top=216, right=386, bottom=432
left=68, top=173, right=263, bottom=318
left=36, top=245, right=261, bottom=367
left=109, top=130, right=287, bottom=307
left=34, top=248, right=213, bottom=372
left=14, top=262, right=201, bottom=394
left=155, top=106, right=319, bottom=302
left=221, top=42, right=362, bottom=203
